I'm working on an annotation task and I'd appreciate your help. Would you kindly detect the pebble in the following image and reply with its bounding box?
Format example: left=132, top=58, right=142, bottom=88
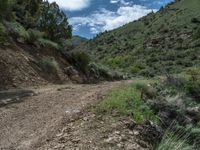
left=133, top=131, right=139, bottom=135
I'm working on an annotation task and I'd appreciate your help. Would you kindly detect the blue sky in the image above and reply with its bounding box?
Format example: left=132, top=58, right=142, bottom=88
left=48, top=0, right=174, bottom=38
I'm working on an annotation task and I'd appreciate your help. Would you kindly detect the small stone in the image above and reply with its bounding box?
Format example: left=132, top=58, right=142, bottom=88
left=65, top=111, right=70, bottom=114
left=56, top=133, right=63, bottom=137
left=114, top=131, right=120, bottom=135
left=73, top=110, right=81, bottom=113
left=15, top=97, right=20, bottom=101
left=71, top=138, right=80, bottom=143
left=133, top=131, right=139, bottom=135
left=54, top=144, right=65, bottom=149
left=126, top=143, right=137, bottom=150
left=117, top=143, right=123, bottom=148
left=105, top=137, right=113, bottom=144
left=100, top=121, right=104, bottom=124
left=83, top=117, right=89, bottom=121
left=128, top=131, right=134, bottom=135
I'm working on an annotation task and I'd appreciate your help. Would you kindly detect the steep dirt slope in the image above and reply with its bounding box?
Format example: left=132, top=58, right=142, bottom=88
left=0, top=47, right=47, bottom=89
left=0, top=43, right=84, bottom=90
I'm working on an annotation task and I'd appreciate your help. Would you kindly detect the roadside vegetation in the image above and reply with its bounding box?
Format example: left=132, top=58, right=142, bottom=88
left=97, top=81, right=158, bottom=124
left=156, top=127, right=195, bottom=150
left=96, top=67, right=200, bottom=149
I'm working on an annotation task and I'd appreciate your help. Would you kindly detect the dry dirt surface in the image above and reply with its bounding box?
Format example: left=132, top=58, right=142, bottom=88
left=0, top=81, right=134, bottom=150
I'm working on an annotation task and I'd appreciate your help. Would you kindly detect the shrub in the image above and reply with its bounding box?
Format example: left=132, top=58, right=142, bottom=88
left=104, top=56, right=124, bottom=69
left=156, top=132, right=194, bottom=150
left=6, top=21, right=29, bottom=42
left=88, top=62, right=123, bottom=80
left=191, top=18, right=200, bottom=24
left=26, top=29, right=44, bottom=44
left=156, top=124, right=195, bottom=150
left=191, top=127, right=200, bottom=138
left=0, top=23, right=8, bottom=46
left=39, top=57, right=59, bottom=74
left=184, top=68, right=200, bottom=101
left=59, top=39, right=73, bottom=52
left=71, top=51, right=91, bottom=73
left=194, top=27, right=200, bottom=39
left=185, top=81, right=200, bottom=101
left=128, top=65, right=142, bottom=74
left=0, top=0, right=15, bottom=20
left=138, top=68, right=155, bottom=77
left=37, top=38, right=59, bottom=49
left=163, top=69, right=200, bottom=101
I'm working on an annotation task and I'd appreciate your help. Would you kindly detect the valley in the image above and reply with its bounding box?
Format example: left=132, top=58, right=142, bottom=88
left=0, top=0, right=200, bottom=149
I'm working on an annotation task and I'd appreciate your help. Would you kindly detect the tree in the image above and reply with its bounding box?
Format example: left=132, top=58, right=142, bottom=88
left=0, top=0, right=15, bottom=20
left=39, top=1, right=72, bottom=41
left=13, top=0, right=43, bottom=28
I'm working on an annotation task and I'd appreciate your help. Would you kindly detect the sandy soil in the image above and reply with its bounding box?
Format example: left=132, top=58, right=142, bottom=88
left=0, top=81, right=132, bottom=150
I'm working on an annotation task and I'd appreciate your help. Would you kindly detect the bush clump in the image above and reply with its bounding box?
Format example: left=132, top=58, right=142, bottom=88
left=37, top=38, right=59, bottom=49
left=5, top=21, right=30, bottom=43
left=39, top=57, right=59, bottom=74
left=72, top=51, right=91, bottom=73
left=184, top=68, right=200, bottom=101
left=88, top=63, right=124, bottom=81
left=156, top=130, right=194, bottom=150
left=194, top=27, right=200, bottom=39
left=0, top=23, right=8, bottom=46
left=26, top=29, right=44, bottom=44
left=185, top=80, right=200, bottom=101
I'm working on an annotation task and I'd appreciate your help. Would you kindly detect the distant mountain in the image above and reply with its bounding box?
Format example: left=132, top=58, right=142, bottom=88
left=77, top=0, right=200, bottom=76
left=71, top=36, right=88, bottom=46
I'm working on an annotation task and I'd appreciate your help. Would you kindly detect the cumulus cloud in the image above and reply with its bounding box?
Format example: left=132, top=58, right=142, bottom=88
left=48, top=0, right=91, bottom=11
left=110, top=0, right=132, bottom=6
left=69, top=5, right=156, bottom=34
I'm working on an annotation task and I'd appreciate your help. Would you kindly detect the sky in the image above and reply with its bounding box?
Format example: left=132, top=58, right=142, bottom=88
left=48, top=0, right=174, bottom=38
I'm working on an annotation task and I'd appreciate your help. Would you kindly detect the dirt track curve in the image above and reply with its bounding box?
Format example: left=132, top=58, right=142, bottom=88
left=0, top=81, right=132, bottom=150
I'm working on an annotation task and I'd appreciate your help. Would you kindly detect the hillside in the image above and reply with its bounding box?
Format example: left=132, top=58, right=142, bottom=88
left=0, top=0, right=122, bottom=90
left=72, top=36, right=88, bottom=46
left=78, top=0, right=200, bottom=76
left=0, top=0, right=86, bottom=90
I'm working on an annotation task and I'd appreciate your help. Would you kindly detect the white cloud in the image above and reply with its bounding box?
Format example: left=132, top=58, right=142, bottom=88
left=69, top=5, right=156, bottom=34
left=110, top=0, right=132, bottom=5
left=48, top=0, right=91, bottom=11
left=110, top=0, right=119, bottom=4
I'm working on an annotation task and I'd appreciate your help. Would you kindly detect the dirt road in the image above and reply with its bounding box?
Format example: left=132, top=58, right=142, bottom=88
left=0, top=81, right=131, bottom=150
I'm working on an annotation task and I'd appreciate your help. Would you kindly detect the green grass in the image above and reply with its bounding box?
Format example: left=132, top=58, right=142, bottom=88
left=96, top=82, right=158, bottom=124
left=156, top=124, right=195, bottom=150
left=156, top=132, right=194, bottom=150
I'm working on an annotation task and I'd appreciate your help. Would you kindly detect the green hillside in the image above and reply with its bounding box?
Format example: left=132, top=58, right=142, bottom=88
left=78, top=0, right=200, bottom=76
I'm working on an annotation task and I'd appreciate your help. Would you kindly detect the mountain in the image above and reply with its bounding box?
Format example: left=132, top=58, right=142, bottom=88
left=71, top=36, right=88, bottom=46
left=77, top=0, right=200, bottom=76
